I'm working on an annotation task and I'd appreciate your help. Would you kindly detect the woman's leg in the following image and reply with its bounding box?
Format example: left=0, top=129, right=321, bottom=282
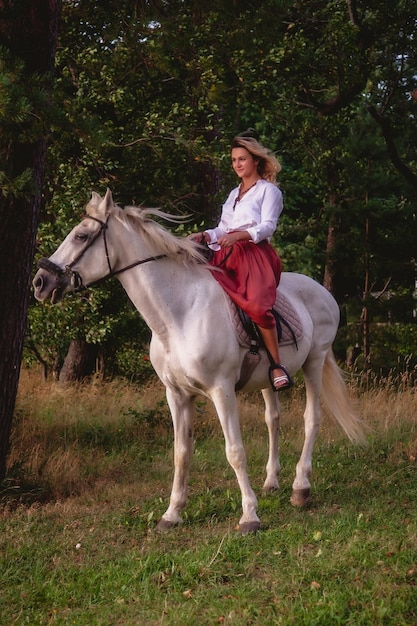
left=257, top=326, right=292, bottom=390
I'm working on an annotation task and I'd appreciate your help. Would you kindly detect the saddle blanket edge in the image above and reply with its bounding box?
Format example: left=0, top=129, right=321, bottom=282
left=225, top=291, right=303, bottom=348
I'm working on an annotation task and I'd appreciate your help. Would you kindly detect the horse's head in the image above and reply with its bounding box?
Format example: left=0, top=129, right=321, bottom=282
left=33, top=189, right=116, bottom=303
left=34, top=188, right=209, bottom=304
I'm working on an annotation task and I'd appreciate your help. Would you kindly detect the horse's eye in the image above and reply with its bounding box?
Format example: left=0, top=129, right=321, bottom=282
left=75, top=233, right=88, bottom=242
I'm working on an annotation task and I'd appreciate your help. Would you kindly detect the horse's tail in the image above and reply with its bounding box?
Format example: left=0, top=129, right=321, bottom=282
left=321, top=349, right=367, bottom=445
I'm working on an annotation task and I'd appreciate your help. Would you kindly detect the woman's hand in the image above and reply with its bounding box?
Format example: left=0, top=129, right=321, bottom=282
left=218, top=231, right=249, bottom=248
left=189, top=232, right=206, bottom=243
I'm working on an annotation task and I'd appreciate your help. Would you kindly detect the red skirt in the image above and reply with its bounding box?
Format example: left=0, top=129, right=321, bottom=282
left=209, top=240, right=281, bottom=329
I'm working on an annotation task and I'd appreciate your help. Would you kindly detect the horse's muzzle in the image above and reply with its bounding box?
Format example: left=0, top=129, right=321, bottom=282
left=33, top=259, right=70, bottom=303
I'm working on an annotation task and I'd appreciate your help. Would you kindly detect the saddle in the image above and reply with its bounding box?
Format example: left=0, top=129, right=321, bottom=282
left=226, top=291, right=303, bottom=391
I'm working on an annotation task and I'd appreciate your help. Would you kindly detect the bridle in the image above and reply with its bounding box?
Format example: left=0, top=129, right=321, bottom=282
left=37, top=214, right=167, bottom=291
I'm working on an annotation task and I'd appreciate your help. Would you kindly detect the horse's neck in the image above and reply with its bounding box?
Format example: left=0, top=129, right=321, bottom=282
left=118, top=259, right=212, bottom=336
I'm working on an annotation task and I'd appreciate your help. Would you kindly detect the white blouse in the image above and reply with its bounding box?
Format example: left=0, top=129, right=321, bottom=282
left=205, top=179, right=283, bottom=249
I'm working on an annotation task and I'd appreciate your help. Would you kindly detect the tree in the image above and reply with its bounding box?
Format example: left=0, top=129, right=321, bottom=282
left=255, top=0, right=417, bottom=300
left=0, top=0, right=59, bottom=479
left=25, top=0, right=417, bottom=378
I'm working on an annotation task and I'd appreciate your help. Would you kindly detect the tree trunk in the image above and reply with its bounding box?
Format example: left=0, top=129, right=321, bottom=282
left=59, top=340, right=98, bottom=384
left=322, top=184, right=339, bottom=297
left=322, top=215, right=339, bottom=295
left=0, top=0, right=59, bottom=479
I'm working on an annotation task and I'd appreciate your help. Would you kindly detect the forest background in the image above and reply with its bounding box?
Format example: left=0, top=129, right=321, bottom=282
left=24, top=0, right=417, bottom=385
left=2, top=0, right=417, bottom=387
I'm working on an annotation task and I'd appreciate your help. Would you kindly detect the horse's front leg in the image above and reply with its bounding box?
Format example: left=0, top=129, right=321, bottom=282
left=211, top=387, right=260, bottom=534
left=261, top=387, right=281, bottom=493
left=156, top=386, right=194, bottom=531
left=291, top=357, right=323, bottom=507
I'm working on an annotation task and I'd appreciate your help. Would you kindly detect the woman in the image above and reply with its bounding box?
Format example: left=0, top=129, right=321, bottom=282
left=192, top=131, right=293, bottom=391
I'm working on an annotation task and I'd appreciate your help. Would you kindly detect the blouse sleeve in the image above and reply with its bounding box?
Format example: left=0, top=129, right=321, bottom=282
left=246, top=184, right=283, bottom=243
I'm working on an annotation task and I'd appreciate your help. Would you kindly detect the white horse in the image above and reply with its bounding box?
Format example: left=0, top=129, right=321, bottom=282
left=33, top=189, right=365, bottom=534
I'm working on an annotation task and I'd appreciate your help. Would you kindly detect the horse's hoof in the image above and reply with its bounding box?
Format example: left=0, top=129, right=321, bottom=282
left=290, top=488, right=311, bottom=507
left=238, top=521, right=260, bottom=535
left=262, top=484, right=279, bottom=496
left=155, top=518, right=179, bottom=532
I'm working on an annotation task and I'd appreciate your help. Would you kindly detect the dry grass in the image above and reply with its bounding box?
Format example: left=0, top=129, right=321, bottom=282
left=4, top=365, right=416, bottom=508
left=7, top=368, right=171, bottom=502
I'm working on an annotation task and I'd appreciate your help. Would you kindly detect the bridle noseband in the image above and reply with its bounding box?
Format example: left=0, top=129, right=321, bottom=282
left=37, top=214, right=167, bottom=291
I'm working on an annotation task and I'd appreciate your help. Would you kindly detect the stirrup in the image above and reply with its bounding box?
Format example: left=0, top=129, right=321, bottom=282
left=268, top=363, right=294, bottom=392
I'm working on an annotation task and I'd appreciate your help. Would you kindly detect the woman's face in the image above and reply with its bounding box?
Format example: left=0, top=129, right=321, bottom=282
left=231, top=147, right=259, bottom=180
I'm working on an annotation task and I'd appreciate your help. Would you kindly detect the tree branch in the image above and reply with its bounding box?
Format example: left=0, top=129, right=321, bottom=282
left=368, top=105, right=417, bottom=194
left=316, top=0, right=373, bottom=116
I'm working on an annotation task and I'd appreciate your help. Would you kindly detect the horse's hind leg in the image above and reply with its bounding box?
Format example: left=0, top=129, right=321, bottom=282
left=291, top=355, right=324, bottom=507
left=156, top=386, right=194, bottom=531
left=261, top=387, right=281, bottom=493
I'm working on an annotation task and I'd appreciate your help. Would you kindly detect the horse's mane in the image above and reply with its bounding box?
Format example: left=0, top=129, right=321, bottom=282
left=88, top=197, right=209, bottom=267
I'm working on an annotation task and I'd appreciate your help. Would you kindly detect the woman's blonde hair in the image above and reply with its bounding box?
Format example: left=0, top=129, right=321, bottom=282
left=231, top=134, right=281, bottom=183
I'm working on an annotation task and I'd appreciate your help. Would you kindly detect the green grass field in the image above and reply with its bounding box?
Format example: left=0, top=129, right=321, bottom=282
left=1, top=370, right=416, bottom=625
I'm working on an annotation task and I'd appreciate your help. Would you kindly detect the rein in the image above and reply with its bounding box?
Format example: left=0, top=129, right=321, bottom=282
left=37, top=214, right=167, bottom=291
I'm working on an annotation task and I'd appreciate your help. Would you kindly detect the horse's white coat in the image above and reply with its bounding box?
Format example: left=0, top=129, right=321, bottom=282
left=33, top=190, right=364, bottom=531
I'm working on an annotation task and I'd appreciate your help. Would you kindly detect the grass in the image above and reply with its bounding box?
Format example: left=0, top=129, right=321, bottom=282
left=0, top=368, right=416, bottom=625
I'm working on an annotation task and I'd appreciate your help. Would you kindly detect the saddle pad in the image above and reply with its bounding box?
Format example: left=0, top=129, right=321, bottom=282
left=226, top=290, right=303, bottom=348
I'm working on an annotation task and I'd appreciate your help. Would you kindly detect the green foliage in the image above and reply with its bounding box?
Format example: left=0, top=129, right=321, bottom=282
left=337, top=322, right=417, bottom=377
left=24, top=0, right=417, bottom=376
left=123, top=399, right=171, bottom=430
left=0, top=45, right=52, bottom=197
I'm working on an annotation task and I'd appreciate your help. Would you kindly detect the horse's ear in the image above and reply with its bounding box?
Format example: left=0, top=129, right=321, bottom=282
left=90, top=191, right=101, bottom=205
left=98, top=188, right=114, bottom=215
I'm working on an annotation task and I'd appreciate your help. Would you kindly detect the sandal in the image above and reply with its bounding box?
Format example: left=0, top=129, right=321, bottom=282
left=268, top=363, right=294, bottom=392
